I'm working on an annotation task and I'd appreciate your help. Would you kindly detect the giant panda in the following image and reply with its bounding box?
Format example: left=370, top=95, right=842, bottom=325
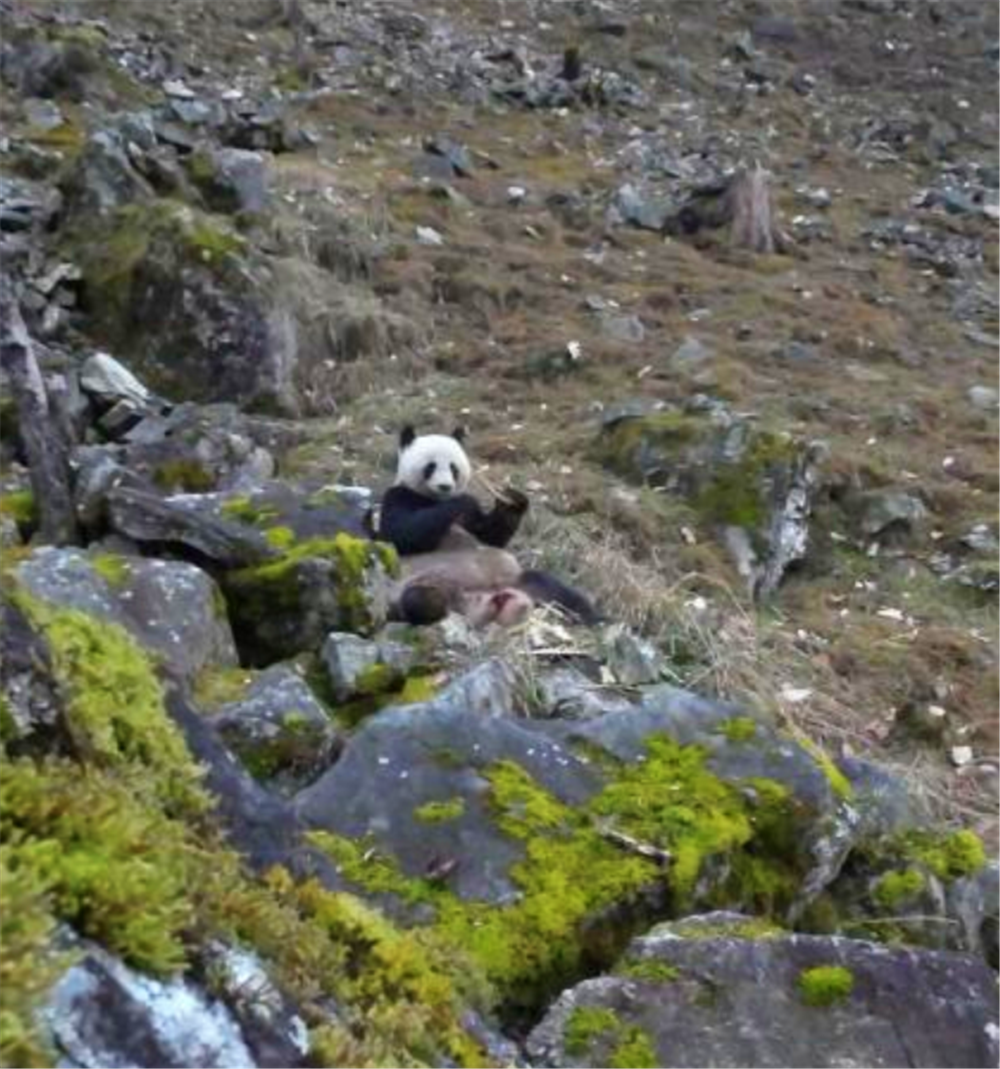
left=377, top=425, right=601, bottom=627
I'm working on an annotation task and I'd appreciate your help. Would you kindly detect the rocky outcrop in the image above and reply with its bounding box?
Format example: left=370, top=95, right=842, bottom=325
left=594, top=405, right=827, bottom=598
left=527, top=912, right=999, bottom=1069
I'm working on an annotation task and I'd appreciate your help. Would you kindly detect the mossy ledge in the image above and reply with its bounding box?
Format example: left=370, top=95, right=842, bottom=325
left=0, top=591, right=485, bottom=1068
left=309, top=735, right=809, bottom=1022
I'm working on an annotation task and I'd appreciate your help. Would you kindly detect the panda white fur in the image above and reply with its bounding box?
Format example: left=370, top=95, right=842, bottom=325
left=377, top=425, right=600, bottom=627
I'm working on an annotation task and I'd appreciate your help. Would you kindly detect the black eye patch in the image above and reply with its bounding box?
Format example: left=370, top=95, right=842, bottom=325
left=423, top=461, right=437, bottom=481
left=450, top=463, right=459, bottom=482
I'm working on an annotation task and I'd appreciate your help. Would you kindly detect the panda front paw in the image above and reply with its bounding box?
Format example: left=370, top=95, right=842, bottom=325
left=499, top=488, right=529, bottom=514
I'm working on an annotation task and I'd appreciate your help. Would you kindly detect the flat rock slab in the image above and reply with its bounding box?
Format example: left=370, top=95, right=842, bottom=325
left=527, top=912, right=1000, bottom=1068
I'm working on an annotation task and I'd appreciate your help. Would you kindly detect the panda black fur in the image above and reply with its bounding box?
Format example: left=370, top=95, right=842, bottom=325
left=377, top=425, right=601, bottom=626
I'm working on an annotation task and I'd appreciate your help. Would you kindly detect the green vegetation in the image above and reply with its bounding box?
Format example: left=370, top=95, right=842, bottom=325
left=873, top=868, right=925, bottom=910
left=309, top=736, right=802, bottom=1015
left=219, top=496, right=280, bottom=525
left=0, top=490, right=37, bottom=528
left=564, top=1006, right=621, bottom=1055
left=719, top=716, right=757, bottom=743
left=0, top=590, right=485, bottom=1068
left=415, top=798, right=466, bottom=824
left=609, top=1026, right=659, bottom=1069
left=564, top=1005, right=658, bottom=1067
left=90, top=553, right=132, bottom=589
left=616, top=959, right=680, bottom=983
left=798, top=965, right=854, bottom=1007
left=152, top=459, right=215, bottom=493
left=904, top=829, right=986, bottom=881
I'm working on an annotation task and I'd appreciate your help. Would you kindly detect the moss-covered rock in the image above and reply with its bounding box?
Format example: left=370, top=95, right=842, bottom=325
left=526, top=914, right=998, bottom=1068
left=593, top=410, right=826, bottom=598
left=222, top=534, right=396, bottom=665
left=12, top=547, right=237, bottom=683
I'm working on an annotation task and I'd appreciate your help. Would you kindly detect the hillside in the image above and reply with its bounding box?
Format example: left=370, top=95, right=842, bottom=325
left=0, top=1, right=997, bottom=1066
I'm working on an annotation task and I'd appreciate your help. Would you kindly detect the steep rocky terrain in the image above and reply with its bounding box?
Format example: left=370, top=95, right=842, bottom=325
left=0, top=1, right=997, bottom=1066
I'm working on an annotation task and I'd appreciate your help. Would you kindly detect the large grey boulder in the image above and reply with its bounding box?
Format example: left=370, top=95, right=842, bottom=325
left=12, top=546, right=237, bottom=681
left=526, top=912, right=999, bottom=1068
left=294, top=670, right=857, bottom=947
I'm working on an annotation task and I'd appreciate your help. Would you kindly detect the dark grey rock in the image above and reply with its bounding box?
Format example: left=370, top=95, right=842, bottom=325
left=856, top=489, right=929, bottom=538
left=599, top=312, right=645, bottom=344
left=62, top=130, right=154, bottom=216
left=423, top=134, right=473, bottom=177
left=595, top=412, right=826, bottom=599
left=320, top=632, right=416, bottom=703
left=293, top=679, right=601, bottom=904
left=13, top=546, right=237, bottom=681
left=107, top=486, right=277, bottom=569
left=210, top=664, right=342, bottom=796
left=610, top=183, right=669, bottom=231
left=117, top=403, right=285, bottom=493
left=671, top=335, right=713, bottom=368
left=598, top=624, right=663, bottom=685
left=527, top=914, right=999, bottom=1069
left=0, top=597, right=63, bottom=748
left=191, top=147, right=269, bottom=214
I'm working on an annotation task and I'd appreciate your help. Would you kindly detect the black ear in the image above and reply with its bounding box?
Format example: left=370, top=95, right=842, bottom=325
left=451, top=425, right=466, bottom=443
left=399, top=425, right=416, bottom=449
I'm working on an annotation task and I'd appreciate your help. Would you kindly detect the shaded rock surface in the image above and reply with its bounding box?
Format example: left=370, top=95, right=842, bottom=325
left=527, top=912, right=999, bottom=1068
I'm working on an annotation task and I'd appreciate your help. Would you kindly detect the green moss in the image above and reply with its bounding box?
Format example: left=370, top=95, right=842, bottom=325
left=152, top=459, right=215, bottom=493
left=565, top=1006, right=621, bottom=1055
left=89, top=552, right=131, bottom=589
left=616, top=958, right=680, bottom=982
left=13, top=593, right=207, bottom=815
left=397, top=673, right=440, bottom=705
left=67, top=199, right=246, bottom=341
left=0, top=489, right=37, bottom=527
left=220, top=496, right=280, bottom=526
left=192, top=666, right=255, bottom=709
left=565, top=1007, right=657, bottom=1067
left=873, top=868, right=925, bottom=910
left=2, top=758, right=206, bottom=973
left=415, top=798, right=466, bottom=824
left=0, top=608, right=486, bottom=1068
left=695, top=431, right=798, bottom=532
left=904, top=829, right=986, bottom=881
left=588, top=736, right=757, bottom=902
left=799, top=737, right=853, bottom=802
left=304, top=735, right=803, bottom=1021
left=594, top=411, right=702, bottom=478
left=354, top=662, right=400, bottom=697
left=305, top=831, right=433, bottom=907
left=669, top=917, right=783, bottom=940
left=798, top=965, right=854, bottom=1007
left=224, top=533, right=398, bottom=641
left=609, top=1026, right=659, bottom=1069
left=0, top=839, right=71, bottom=1067
left=264, top=526, right=296, bottom=550
left=719, top=716, right=757, bottom=743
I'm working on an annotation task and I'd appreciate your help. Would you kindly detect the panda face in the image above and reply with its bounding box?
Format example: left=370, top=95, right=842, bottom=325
left=395, top=427, right=472, bottom=500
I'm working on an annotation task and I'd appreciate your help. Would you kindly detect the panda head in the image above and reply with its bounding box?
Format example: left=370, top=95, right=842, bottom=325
left=394, top=424, right=471, bottom=500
